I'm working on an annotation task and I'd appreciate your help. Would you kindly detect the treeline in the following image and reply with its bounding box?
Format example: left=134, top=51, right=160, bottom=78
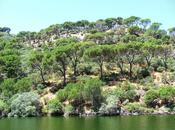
left=14, top=16, right=175, bottom=46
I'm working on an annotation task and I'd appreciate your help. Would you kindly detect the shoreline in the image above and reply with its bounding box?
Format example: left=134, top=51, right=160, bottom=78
left=1, top=112, right=175, bottom=119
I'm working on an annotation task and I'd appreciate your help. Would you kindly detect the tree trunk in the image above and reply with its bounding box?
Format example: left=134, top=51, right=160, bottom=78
left=145, top=56, right=152, bottom=68
left=100, top=63, right=103, bottom=80
left=63, top=70, right=66, bottom=86
left=39, top=67, right=45, bottom=84
left=73, top=63, right=77, bottom=81
left=59, top=61, right=67, bottom=86
left=163, top=60, right=167, bottom=70
left=117, top=59, right=124, bottom=75
left=119, top=65, right=124, bottom=75
left=129, top=62, right=133, bottom=79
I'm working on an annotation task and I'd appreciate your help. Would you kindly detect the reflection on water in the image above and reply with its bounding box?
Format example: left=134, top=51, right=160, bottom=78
left=0, top=115, right=175, bottom=130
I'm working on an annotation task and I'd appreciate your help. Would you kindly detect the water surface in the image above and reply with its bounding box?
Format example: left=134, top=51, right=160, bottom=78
left=0, top=115, right=175, bottom=130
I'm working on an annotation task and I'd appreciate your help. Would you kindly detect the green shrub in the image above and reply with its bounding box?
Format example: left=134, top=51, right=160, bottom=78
left=57, top=82, right=83, bottom=102
left=167, top=58, right=175, bottom=72
left=102, top=88, right=123, bottom=99
left=159, top=86, right=175, bottom=101
left=0, top=99, right=8, bottom=116
left=56, top=89, right=68, bottom=102
left=124, top=102, right=143, bottom=112
left=0, top=100, right=7, bottom=110
left=78, top=63, right=99, bottom=75
left=157, top=66, right=165, bottom=72
left=37, top=84, right=45, bottom=89
left=0, top=78, right=16, bottom=99
left=64, top=104, right=74, bottom=116
left=124, top=102, right=153, bottom=113
left=124, top=90, right=137, bottom=101
left=144, top=89, right=159, bottom=107
left=114, top=88, right=125, bottom=100
left=139, top=76, right=154, bottom=89
left=162, top=72, right=175, bottom=84
left=82, top=77, right=103, bottom=111
left=47, top=99, right=63, bottom=115
left=120, top=81, right=135, bottom=91
left=104, top=86, right=136, bottom=102
left=67, top=83, right=83, bottom=100
left=137, top=68, right=150, bottom=78
left=14, top=77, right=32, bottom=93
left=8, top=92, right=41, bottom=117
left=169, top=72, right=175, bottom=82
left=99, top=95, right=120, bottom=116
left=151, top=58, right=163, bottom=71
left=57, top=77, right=103, bottom=111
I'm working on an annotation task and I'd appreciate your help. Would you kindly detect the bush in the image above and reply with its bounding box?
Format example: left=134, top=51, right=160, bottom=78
left=162, top=72, right=175, bottom=84
left=37, top=84, right=45, bottom=89
left=115, top=89, right=136, bottom=102
left=99, top=95, right=120, bottom=116
left=56, top=83, right=83, bottom=102
left=102, top=88, right=123, bottom=98
left=104, top=85, right=136, bottom=103
left=0, top=78, right=16, bottom=99
left=159, top=86, right=175, bottom=101
left=144, top=89, right=159, bottom=107
left=36, top=84, right=46, bottom=94
left=14, top=77, right=32, bottom=93
left=124, top=102, right=153, bottom=114
left=139, top=76, right=154, bottom=89
left=144, top=86, right=175, bottom=108
left=124, top=90, right=137, bottom=102
left=151, top=58, right=164, bottom=71
left=78, top=63, right=99, bottom=75
left=114, top=88, right=125, bottom=100
left=124, top=102, right=143, bottom=112
left=67, top=83, right=83, bottom=100
left=57, top=77, right=103, bottom=111
left=82, top=77, right=103, bottom=111
left=137, top=68, right=150, bottom=78
left=8, top=92, right=42, bottom=117
left=47, top=99, right=63, bottom=115
left=63, top=104, right=74, bottom=116
left=167, top=58, right=175, bottom=72
left=120, top=81, right=135, bottom=91
left=111, top=81, right=137, bottom=102
left=0, top=100, right=7, bottom=111
left=56, top=89, right=68, bottom=102
left=0, top=99, right=8, bottom=117
left=157, top=66, right=165, bottom=72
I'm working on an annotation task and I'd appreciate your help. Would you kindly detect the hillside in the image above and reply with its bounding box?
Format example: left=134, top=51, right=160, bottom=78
left=0, top=16, right=175, bottom=117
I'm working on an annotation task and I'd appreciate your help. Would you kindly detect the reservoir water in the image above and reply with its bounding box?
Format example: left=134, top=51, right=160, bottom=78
left=0, top=115, right=175, bottom=130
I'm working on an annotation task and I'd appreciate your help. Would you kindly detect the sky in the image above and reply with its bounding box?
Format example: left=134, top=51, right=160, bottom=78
left=0, top=0, right=175, bottom=34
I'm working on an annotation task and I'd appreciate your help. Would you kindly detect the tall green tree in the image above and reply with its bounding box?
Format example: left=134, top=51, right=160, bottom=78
left=140, top=18, right=151, bottom=29
left=52, top=45, right=71, bottom=86
left=141, top=42, right=158, bottom=68
left=68, top=42, right=94, bottom=79
left=86, top=45, right=112, bottom=79
left=124, top=42, right=142, bottom=78
left=0, top=49, right=21, bottom=78
left=29, top=50, right=50, bottom=83
left=124, top=16, right=141, bottom=26
left=113, top=44, right=126, bottom=75
left=158, top=44, right=172, bottom=70
left=128, top=26, right=142, bottom=36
